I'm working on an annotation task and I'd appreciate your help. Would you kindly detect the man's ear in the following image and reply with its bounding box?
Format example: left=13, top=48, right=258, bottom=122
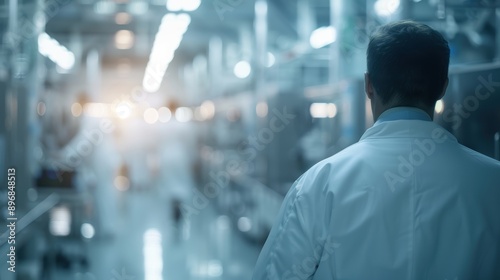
left=365, top=72, right=374, bottom=100
left=438, top=78, right=449, bottom=100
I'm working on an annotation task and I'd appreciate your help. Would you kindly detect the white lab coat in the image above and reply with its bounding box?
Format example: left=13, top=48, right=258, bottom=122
left=253, top=118, right=500, bottom=279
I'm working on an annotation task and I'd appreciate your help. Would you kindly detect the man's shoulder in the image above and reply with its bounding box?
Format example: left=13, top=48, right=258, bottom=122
left=319, top=141, right=368, bottom=165
left=456, top=143, right=500, bottom=171
left=301, top=142, right=367, bottom=180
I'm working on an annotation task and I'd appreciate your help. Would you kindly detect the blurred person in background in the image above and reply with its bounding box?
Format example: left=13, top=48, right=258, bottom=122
left=253, top=21, right=500, bottom=279
left=157, top=100, right=197, bottom=232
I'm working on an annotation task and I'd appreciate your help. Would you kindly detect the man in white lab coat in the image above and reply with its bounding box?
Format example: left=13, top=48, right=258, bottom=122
left=253, top=21, right=500, bottom=279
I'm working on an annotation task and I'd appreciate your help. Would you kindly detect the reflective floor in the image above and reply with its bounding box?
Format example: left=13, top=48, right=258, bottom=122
left=49, top=188, right=260, bottom=280
left=41, top=123, right=261, bottom=280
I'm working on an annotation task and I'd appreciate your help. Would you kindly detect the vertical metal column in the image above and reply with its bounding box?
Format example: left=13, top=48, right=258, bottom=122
left=253, top=0, right=268, bottom=179
left=330, top=0, right=367, bottom=145
left=297, top=0, right=315, bottom=47
left=495, top=132, right=500, bottom=161
left=86, top=49, right=100, bottom=101
left=6, top=0, right=42, bottom=208
left=208, top=36, right=223, bottom=97
left=1, top=0, right=42, bottom=278
left=329, top=0, right=341, bottom=85
left=496, top=8, right=500, bottom=61
left=254, top=0, right=268, bottom=101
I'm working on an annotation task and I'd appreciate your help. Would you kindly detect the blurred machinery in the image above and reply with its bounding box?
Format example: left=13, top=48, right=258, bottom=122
left=436, top=63, right=500, bottom=158
left=198, top=0, right=500, bottom=242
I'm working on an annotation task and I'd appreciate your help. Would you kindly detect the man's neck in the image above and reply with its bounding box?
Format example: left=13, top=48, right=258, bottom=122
left=373, top=102, right=434, bottom=122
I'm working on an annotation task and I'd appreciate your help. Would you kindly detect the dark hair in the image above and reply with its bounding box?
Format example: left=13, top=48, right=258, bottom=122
left=367, top=21, right=450, bottom=106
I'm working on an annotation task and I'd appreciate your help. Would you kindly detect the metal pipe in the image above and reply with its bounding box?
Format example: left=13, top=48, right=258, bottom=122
left=297, top=0, right=315, bottom=46
left=496, top=8, right=500, bottom=61
left=8, top=0, right=17, bottom=37
left=0, top=194, right=59, bottom=250
left=254, top=0, right=268, bottom=179
left=329, top=0, right=341, bottom=84
left=86, top=49, right=100, bottom=100
left=495, top=132, right=500, bottom=161
left=208, top=37, right=222, bottom=97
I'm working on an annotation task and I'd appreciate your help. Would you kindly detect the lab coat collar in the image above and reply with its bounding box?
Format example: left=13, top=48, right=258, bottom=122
left=360, top=118, right=458, bottom=142
left=375, top=106, right=432, bottom=125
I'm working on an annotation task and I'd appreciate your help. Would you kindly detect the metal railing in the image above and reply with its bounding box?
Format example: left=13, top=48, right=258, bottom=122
left=0, top=193, right=59, bottom=248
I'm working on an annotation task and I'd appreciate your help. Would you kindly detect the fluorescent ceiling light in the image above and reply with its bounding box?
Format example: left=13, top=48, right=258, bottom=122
left=182, top=0, right=201, bottom=11
left=310, top=26, right=337, bottom=49
left=166, top=0, right=201, bottom=12
left=142, top=13, right=191, bottom=92
left=38, top=33, right=75, bottom=70
left=374, top=0, right=400, bottom=17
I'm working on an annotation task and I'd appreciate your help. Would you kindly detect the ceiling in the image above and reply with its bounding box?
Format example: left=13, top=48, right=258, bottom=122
left=44, top=0, right=332, bottom=61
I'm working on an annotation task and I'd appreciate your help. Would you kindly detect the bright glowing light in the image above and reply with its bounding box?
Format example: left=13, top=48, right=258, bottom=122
left=71, top=102, right=83, bottom=117
left=183, top=0, right=201, bottom=11
left=166, top=0, right=182, bottom=11
left=143, top=77, right=161, bottom=93
left=115, top=102, right=132, bottom=119
left=310, top=26, right=337, bottom=49
left=175, top=107, right=193, bottom=122
left=435, top=100, right=444, bottom=114
left=143, top=13, right=191, bottom=92
left=234, top=60, right=251, bottom=79
left=158, top=107, right=172, bottom=123
left=374, top=0, right=400, bottom=17
left=38, top=33, right=75, bottom=70
left=200, top=100, right=215, bottom=120
left=144, top=229, right=163, bottom=280
left=166, top=0, right=200, bottom=11
left=144, top=108, right=159, bottom=124
left=50, top=206, right=71, bottom=236
left=115, top=30, right=134, bottom=50
left=256, top=102, right=268, bottom=118
left=310, top=103, right=338, bottom=118
left=176, top=13, right=192, bottom=28
left=84, top=103, right=108, bottom=118
left=115, top=12, right=131, bottom=25
left=266, top=52, right=275, bottom=67
left=81, top=223, right=95, bottom=239
left=58, top=51, right=76, bottom=70
left=114, top=175, right=130, bottom=191
left=327, top=103, right=337, bottom=118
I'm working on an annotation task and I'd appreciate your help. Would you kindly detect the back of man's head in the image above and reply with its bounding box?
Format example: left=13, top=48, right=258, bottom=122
left=367, top=21, right=450, bottom=107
